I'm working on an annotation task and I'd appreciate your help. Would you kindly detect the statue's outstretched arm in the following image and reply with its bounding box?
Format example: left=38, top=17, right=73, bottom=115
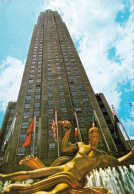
left=61, top=129, right=78, bottom=152
left=118, top=147, right=134, bottom=165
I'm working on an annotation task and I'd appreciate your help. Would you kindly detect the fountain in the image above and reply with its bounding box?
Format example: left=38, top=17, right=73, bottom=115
left=86, top=165, right=134, bottom=194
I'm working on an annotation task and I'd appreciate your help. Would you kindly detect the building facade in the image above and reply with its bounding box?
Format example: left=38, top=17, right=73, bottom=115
left=0, top=10, right=131, bottom=172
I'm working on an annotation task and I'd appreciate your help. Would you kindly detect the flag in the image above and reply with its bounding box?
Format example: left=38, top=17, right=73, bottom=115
left=75, top=128, right=78, bottom=136
left=22, top=118, right=35, bottom=147
left=2, top=115, right=16, bottom=151
left=51, top=120, right=56, bottom=140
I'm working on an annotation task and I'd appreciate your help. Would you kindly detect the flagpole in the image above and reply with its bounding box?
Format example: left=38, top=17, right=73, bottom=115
left=55, top=108, right=60, bottom=157
left=74, top=109, right=82, bottom=142
left=33, top=115, right=36, bottom=156
left=93, top=109, right=111, bottom=152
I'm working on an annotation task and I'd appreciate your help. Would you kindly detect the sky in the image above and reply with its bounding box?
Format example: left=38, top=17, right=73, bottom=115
left=0, top=0, right=134, bottom=138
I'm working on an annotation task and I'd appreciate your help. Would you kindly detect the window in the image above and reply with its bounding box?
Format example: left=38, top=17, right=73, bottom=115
left=85, top=106, right=91, bottom=112
left=73, top=99, right=79, bottom=104
left=80, top=91, right=86, bottom=95
left=78, top=84, right=84, bottom=89
left=6, top=125, right=10, bottom=130
left=29, top=80, right=33, bottom=83
left=75, top=107, right=81, bottom=112
left=17, top=147, right=25, bottom=155
left=108, top=123, right=114, bottom=130
left=61, top=107, right=66, bottom=113
left=34, top=102, right=40, bottom=108
left=88, top=116, right=93, bottom=122
left=67, top=71, right=71, bottom=75
left=102, top=108, right=106, bottom=113
left=48, top=68, right=51, bottom=71
left=56, top=67, right=60, bottom=70
left=31, top=66, right=35, bottom=69
left=58, top=76, right=62, bottom=80
left=73, top=66, right=77, bottom=70
left=30, top=69, right=34, bottom=73
left=35, top=95, right=40, bottom=100
left=104, top=115, right=110, bottom=121
left=49, top=130, right=53, bottom=137
left=72, top=91, right=77, bottom=96
left=10, top=109, right=14, bottom=113
left=48, top=85, right=52, bottom=90
left=77, top=116, right=84, bottom=123
left=35, top=87, right=40, bottom=92
left=58, top=85, right=63, bottom=89
left=23, top=112, right=29, bottom=118
left=48, top=118, right=53, bottom=124
left=34, top=111, right=40, bottom=117
left=80, top=128, right=87, bottom=135
left=74, top=71, right=79, bottom=74
left=31, top=146, right=37, bottom=154
left=29, top=74, right=34, bottom=78
left=48, top=92, right=52, bottom=97
left=59, top=92, right=64, bottom=96
left=48, top=72, right=51, bottom=75
left=69, top=85, right=75, bottom=90
left=8, top=117, right=13, bottom=121
left=60, top=99, right=65, bottom=104
left=62, top=116, right=68, bottom=120
left=37, top=79, right=41, bottom=82
left=76, top=75, right=80, bottom=79
left=48, top=108, right=53, bottom=114
left=19, top=134, right=26, bottom=141
left=21, top=122, right=28, bottom=128
left=36, top=121, right=39, bottom=127
left=27, top=89, right=32, bottom=93
left=48, top=77, right=51, bottom=81
left=57, top=71, right=61, bottom=74
left=68, top=76, right=73, bottom=80
left=26, top=96, right=31, bottom=101
left=48, top=100, right=53, bottom=105
left=66, top=67, right=70, bottom=70
left=24, top=104, right=30, bottom=109
left=99, top=101, right=103, bottom=105
left=83, top=98, right=88, bottom=103
left=37, top=74, right=41, bottom=78
left=49, top=142, right=55, bottom=151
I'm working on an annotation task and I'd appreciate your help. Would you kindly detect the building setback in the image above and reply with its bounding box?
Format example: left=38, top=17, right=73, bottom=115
left=0, top=10, right=131, bottom=172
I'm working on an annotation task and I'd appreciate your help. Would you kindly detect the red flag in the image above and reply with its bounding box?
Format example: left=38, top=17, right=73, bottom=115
left=51, top=120, right=56, bottom=140
left=75, top=128, right=78, bottom=136
left=22, top=118, right=34, bottom=147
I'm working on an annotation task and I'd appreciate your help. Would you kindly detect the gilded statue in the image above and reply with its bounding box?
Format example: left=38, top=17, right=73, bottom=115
left=0, top=121, right=134, bottom=194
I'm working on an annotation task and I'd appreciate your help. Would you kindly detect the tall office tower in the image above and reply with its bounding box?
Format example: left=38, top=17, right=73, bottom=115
left=0, top=10, right=131, bottom=171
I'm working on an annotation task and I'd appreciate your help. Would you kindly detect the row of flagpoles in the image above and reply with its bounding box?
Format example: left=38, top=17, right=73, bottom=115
left=2, top=106, right=133, bottom=159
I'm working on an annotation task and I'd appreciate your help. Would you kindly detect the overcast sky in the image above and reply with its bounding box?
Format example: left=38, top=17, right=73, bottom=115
left=0, top=0, right=133, bottom=138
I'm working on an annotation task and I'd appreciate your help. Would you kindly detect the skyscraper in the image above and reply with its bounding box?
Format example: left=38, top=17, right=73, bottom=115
left=0, top=10, right=131, bottom=172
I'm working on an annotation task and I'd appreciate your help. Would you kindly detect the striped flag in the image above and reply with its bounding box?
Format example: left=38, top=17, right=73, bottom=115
left=75, top=128, right=78, bottom=137
left=2, top=115, right=17, bottom=151
left=51, top=120, right=56, bottom=141
left=92, top=113, right=96, bottom=127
